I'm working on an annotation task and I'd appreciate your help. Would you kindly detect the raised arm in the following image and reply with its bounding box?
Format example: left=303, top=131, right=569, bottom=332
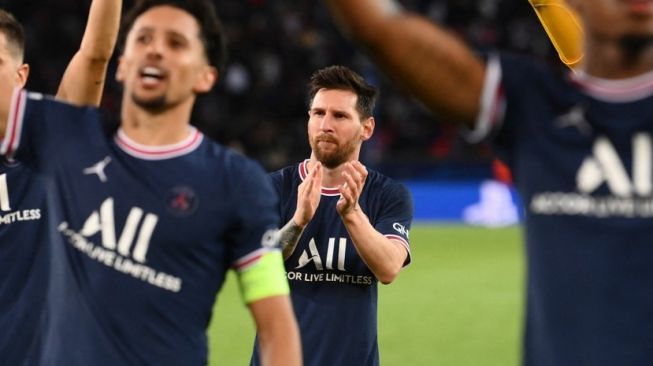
left=337, top=162, right=410, bottom=285
left=325, top=0, right=485, bottom=126
left=56, top=0, right=122, bottom=106
left=279, top=162, right=323, bottom=259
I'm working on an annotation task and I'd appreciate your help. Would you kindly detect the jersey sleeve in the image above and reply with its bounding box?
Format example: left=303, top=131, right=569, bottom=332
left=465, top=53, right=563, bottom=170
left=2, top=90, right=46, bottom=164
left=1, top=89, right=98, bottom=173
left=463, top=54, right=506, bottom=145
left=268, top=169, right=283, bottom=196
left=227, top=157, right=282, bottom=271
left=228, top=159, right=287, bottom=303
left=373, top=182, right=414, bottom=266
left=268, top=169, right=285, bottom=220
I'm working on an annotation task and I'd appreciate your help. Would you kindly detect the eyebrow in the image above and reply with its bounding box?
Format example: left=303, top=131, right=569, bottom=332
left=310, top=107, right=352, bottom=116
left=135, top=26, right=192, bottom=42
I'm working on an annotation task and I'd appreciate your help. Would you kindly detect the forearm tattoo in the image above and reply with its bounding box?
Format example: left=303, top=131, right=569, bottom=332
left=279, top=219, right=305, bottom=259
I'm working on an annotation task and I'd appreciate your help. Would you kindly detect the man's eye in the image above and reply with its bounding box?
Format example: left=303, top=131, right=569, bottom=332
left=136, top=34, right=151, bottom=44
left=169, top=39, right=185, bottom=49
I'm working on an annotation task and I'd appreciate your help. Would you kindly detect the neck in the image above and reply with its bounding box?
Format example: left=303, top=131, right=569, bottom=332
left=120, top=95, right=195, bottom=145
left=583, top=35, right=653, bottom=78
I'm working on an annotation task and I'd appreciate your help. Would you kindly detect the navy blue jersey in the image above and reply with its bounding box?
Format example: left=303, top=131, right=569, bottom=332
left=2, top=90, right=280, bottom=366
left=474, top=55, right=653, bottom=366
left=0, top=162, right=46, bottom=365
left=253, top=160, right=412, bottom=366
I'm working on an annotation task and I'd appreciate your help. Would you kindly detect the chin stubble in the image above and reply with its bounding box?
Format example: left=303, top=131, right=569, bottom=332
left=131, top=92, right=168, bottom=112
left=618, top=34, right=653, bottom=63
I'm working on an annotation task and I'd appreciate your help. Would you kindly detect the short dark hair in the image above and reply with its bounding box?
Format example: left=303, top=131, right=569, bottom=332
left=0, top=10, right=25, bottom=62
left=308, top=65, right=378, bottom=120
left=119, top=0, right=227, bottom=73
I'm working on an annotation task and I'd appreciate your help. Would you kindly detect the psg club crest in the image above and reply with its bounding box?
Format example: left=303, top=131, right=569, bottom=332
left=166, top=186, right=198, bottom=216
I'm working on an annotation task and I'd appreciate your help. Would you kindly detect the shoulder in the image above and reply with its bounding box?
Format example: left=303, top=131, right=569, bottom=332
left=493, top=52, right=580, bottom=117
left=269, top=162, right=302, bottom=196
left=17, top=90, right=103, bottom=135
left=22, top=91, right=98, bottom=115
left=269, top=163, right=300, bottom=184
left=497, top=52, right=568, bottom=79
left=195, top=140, right=272, bottom=193
left=365, top=168, right=411, bottom=201
left=362, top=168, right=413, bottom=221
left=495, top=52, right=574, bottom=97
left=16, top=90, right=103, bottom=136
left=365, top=168, right=403, bottom=189
left=201, top=140, right=262, bottom=173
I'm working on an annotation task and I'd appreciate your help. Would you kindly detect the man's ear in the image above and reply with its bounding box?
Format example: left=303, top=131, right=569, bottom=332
left=15, top=63, right=29, bottom=88
left=194, top=65, right=218, bottom=93
left=360, top=116, right=375, bottom=141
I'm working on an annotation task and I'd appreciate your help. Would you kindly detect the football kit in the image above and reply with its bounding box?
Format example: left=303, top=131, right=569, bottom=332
left=252, top=160, right=413, bottom=366
left=2, top=90, right=286, bottom=366
left=474, top=54, right=653, bottom=366
left=0, top=162, right=47, bottom=365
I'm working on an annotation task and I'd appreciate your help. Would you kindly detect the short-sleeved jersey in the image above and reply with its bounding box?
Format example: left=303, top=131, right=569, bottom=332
left=475, top=54, right=653, bottom=366
left=252, top=160, right=413, bottom=366
left=2, top=90, right=280, bottom=366
left=0, top=162, right=47, bottom=365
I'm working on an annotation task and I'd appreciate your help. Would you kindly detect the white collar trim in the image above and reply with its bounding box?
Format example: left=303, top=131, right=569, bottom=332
left=115, top=127, right=203, bottom=160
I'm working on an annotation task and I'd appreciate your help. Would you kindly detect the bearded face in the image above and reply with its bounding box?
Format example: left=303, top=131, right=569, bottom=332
left=306, top=88, right=374, bottom=168
left=309, top=129, right=361, bottom=169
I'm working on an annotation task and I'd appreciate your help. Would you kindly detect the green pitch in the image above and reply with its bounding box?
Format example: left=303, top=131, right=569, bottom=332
left=208, top=224, right=524, bottom=366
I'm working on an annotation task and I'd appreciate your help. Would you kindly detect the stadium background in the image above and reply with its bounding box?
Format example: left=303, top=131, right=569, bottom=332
left=2, top=0, right=559, bottom=364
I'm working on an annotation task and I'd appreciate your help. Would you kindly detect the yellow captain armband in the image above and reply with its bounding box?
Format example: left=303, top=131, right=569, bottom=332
left=236, top=250, right=289, bottom=304
left=529, top=0, right=583, bottom=68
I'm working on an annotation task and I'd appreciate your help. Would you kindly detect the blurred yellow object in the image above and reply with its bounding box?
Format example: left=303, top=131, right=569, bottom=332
left=529, top=0, right=583, bottom=68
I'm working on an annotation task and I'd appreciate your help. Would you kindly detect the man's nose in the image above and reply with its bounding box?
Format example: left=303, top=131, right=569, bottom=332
left=319, top=114, right=334, bottom=131
left=145, top=38, right=164, bottom=59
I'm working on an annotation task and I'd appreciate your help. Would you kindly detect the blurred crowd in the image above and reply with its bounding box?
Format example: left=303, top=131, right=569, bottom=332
left=2, top=0, right=557, bottom=178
